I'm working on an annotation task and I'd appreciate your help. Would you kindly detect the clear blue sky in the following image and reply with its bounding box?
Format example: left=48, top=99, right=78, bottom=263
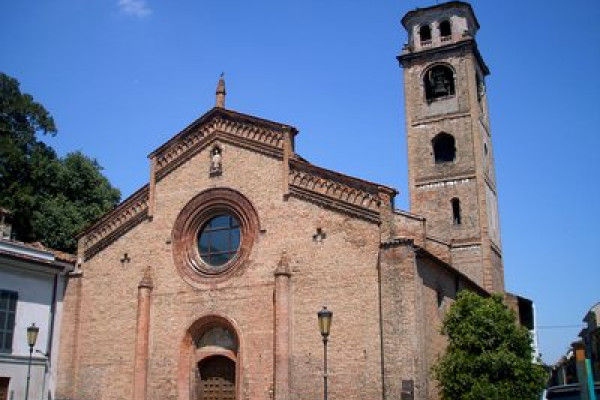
left=1, top=0, right=599, bottom=365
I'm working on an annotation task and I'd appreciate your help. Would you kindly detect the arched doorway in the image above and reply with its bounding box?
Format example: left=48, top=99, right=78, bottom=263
left=196, top=356, right=235, bottom=400
left=179, top=315, right=241, bottom=400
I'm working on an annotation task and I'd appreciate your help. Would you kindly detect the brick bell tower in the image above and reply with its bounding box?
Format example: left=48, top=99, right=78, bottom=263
left=399, top=1, right=504, bottom=293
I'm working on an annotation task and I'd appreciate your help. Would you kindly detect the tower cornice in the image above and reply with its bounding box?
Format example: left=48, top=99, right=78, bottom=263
left=401, top=1, right=479, bottom=31
left=398, top=38, right=489, bottom=76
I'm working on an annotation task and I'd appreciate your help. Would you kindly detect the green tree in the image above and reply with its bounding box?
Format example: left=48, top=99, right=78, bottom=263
left=0, top=72, right=120, bottom=252
left=433, top=291, right=547, bottom=400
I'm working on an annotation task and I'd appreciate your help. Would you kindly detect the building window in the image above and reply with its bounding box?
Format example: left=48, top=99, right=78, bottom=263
left=484, top=143, right=489, bottom=167
left=198, top=214, right=241, bottom=268
left=476, top=74, right=484, bottom=103
left=452, top=198, right=462, bottom=225
left=419, top=25, right=432, bottom=42
left=432, top=132, right=456, bottom=163
left=439, top=20, right=452, bottom=38
left=172, top=188, right=260, bottom=286
left=0, top=290, right=17, bottom=353
left=424, top=65, right=455, bottom=101
left=436, top=287, right=444, bottom=308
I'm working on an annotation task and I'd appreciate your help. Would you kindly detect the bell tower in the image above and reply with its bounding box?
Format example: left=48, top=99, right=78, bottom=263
left=399, top=1, right=503, bottom=292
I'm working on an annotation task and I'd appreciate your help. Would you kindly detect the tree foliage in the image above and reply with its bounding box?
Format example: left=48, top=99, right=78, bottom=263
left=0, top=72, right=120, bottom=252
left=433, top=291, right=547, bottom=400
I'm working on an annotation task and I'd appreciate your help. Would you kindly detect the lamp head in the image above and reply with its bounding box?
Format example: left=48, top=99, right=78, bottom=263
left=27, top=323, right=39, bottom=348
left=317, top=306, right=333, bottom=338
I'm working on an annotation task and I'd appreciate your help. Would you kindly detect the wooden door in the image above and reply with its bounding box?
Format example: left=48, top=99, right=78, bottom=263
left=0, top=377, right=9, bottom=400
left=198, top=356, right=235, bottom=400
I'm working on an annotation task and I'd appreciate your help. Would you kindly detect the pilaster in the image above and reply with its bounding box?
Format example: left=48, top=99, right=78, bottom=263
left=273, top=251, right=291, bottom=400
left=132, top=268, right=153, bottom=400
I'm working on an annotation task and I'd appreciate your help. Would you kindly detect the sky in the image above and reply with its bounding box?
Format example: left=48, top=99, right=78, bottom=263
left=1, top=0, right=599, bottom=365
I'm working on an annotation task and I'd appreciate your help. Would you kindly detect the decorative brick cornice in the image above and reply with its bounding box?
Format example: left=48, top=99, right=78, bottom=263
left=80, top=185, right=150, bottom=260
left=415, top=174, right=476, bottom=189
left=154, top=116, right=219, bottom=180
left=398, top=39, right=490, bottom=76
left=490, top=241, right=502, bottom=257
left=450, top=238, right=481, bottom=248
left=425, top=235, right=451, bottom=247
left=288, top=159, right=396, bottom=223
left=401, top=2, right=479, bottom=31
left=380, top=237, right=415, bottom=248
left=78, top=107, right=402, bottom=259
left=393, top=209, right=425, bottom=221
left=151, top=108, right=296, bottom=181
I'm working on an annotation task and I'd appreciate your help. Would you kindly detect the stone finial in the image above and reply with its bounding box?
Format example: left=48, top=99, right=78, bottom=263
left=215, top=73, right=226, bottom=108
left=139, top=266, right=154, bottom=289
left=274, top=250, right=291, bottom=277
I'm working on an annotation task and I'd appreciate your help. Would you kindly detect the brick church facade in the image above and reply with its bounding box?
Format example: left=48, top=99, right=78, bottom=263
left=56, top=2, right=506, bottom=399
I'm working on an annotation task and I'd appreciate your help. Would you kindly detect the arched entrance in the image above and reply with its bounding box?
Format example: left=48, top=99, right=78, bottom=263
left=196, top=356, right=235, bottom=400
left=179, top=315, right=241, bottom=400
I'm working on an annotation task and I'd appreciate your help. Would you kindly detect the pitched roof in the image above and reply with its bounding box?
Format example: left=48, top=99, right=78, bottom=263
left=401, top=1, right=479, bottom=30
left=148, top=107, right=298, bottom=159
left=0, top=238, right=76, bottom=267
left=79, top=107, right=400, bottom=259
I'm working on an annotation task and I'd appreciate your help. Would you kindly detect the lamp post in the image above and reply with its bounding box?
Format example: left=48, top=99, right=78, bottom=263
left=317, top=306, right=332, bottom=400
left=25, top=323, right=39, bottom=400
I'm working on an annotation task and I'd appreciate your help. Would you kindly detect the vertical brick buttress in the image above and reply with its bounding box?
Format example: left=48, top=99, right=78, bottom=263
left=132, top=271, right=153, bottom=400
left=274, top=255, right=291, bottom=400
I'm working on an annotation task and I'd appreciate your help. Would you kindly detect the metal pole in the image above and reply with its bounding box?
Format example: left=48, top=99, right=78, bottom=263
left=323, top=337, right=328, bottom=400
left=586, top=359, right=597, bottom=400
left=25, top=345, right=33, bottom=400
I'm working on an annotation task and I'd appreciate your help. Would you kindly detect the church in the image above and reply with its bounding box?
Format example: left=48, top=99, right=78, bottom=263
left=56, top=2, right=508, bottom=399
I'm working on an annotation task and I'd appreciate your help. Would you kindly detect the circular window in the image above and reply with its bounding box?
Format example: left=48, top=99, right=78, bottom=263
left=198, top=214, right=241, bottom=269
left=172, top=188, right=259, bottom=286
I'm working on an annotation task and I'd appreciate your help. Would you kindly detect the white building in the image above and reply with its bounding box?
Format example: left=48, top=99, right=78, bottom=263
left=0, top=232, right=74, bottom=400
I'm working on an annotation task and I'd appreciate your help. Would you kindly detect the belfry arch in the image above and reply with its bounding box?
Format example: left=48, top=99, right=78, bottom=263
left=178, top=314, right=242, bottom=400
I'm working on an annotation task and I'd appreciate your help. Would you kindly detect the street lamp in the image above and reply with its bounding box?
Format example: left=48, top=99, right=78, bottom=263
left=317, top=306, right=332, bottom=400
left=25, top=323, right=39, bottom=400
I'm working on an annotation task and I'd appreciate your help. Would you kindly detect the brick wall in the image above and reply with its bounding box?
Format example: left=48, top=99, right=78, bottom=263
left=402, top=43, right=504, bottom=293
left=56, top=276, right=82, bottom=400
left=415, top=252, right=484, bottom=400
left=57, top=140, right=389, bottom=400
left=379, top=242, right=421, bottom=400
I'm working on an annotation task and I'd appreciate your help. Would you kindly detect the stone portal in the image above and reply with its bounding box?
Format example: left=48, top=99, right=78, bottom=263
left=181, top=316, right=240, bottom=400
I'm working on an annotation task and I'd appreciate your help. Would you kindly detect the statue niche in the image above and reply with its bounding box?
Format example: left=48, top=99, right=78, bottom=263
left=210, top=147, right=222, bottom=177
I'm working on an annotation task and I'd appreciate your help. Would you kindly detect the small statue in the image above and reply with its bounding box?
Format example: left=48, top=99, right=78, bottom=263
left=210, top=147, right=222, bottom=176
